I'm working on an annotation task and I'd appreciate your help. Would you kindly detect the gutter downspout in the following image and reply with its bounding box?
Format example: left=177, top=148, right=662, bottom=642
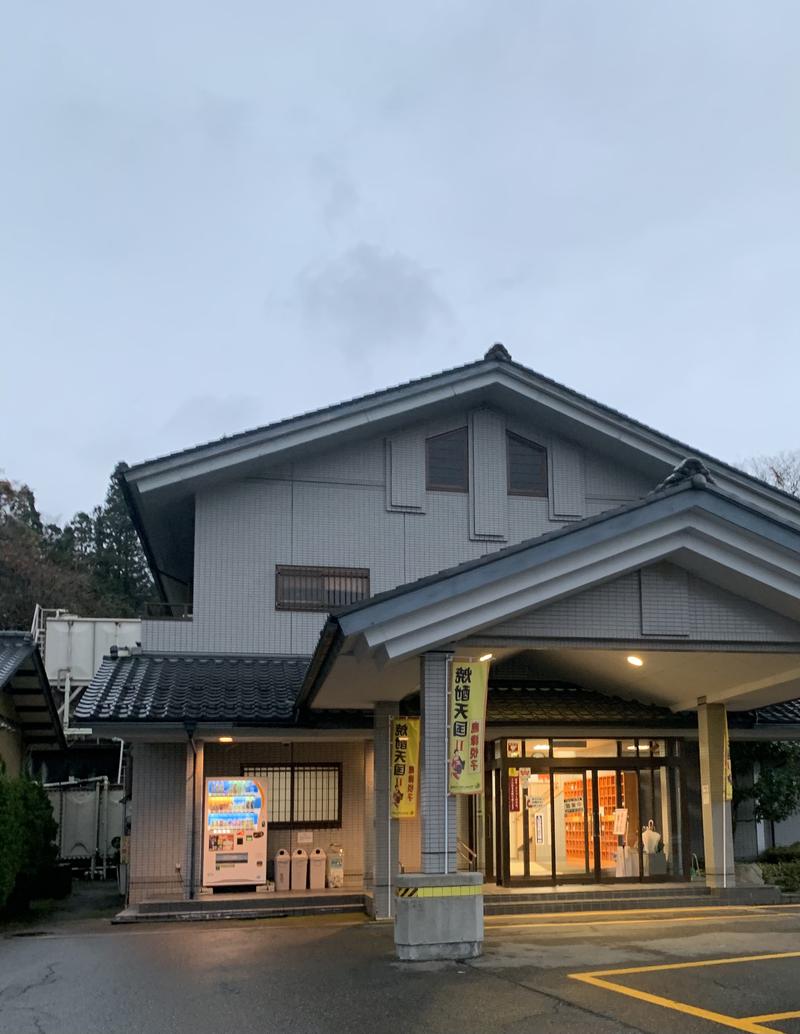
left=185, top=723, right=197, bottom=900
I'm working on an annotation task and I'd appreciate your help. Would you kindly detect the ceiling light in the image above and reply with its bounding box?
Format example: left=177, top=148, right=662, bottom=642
left=627, top=655, right=644, bottom=667
left=626, top=745, right=638, bottom=751
left=479, top=653, right=494, bottom=662
left=218, top=736, right=234, bottom=743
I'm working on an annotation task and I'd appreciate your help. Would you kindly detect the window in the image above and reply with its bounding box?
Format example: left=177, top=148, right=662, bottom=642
left=507, top=432, right=548, bottom=497
left=426, top=427, right=469, bottom=492
left=242, top=763, right=341, bottom=828
left=275, top=565, right=369, bottom=611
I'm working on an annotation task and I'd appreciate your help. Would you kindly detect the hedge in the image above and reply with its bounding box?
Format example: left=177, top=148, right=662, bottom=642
left=760, top=861, right=800, bottom=894
left=0, top=772, right=59, bottom=912
left=759, top=842, right=800, bottom=864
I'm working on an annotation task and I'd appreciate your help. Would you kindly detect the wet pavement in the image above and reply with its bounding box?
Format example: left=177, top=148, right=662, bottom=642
left=2, top=900, right=800, bottom=1033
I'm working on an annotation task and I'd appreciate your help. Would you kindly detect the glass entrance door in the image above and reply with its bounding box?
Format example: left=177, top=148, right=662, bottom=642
left=553, top=770, right=591, bottom=879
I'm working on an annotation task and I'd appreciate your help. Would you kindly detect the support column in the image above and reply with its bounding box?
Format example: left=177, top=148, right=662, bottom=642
left=184, top=739, right=204, bottom=899
left=372, top=702, right=400, bottom=919
left=698, top=700, right=735, bottom=889
left=393, top=651, right=483, bottom=961
left=421, top=651, right=457, bottom=874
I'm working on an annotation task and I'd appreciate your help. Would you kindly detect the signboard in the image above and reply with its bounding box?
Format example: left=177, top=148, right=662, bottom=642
left=509, top=772, right=520, bottom=812
left=564, top=796, right=583, bottom=814
left=507, top=740, right=522, bottom=758
left=448, top=660, right=489, bottom=795
left=535, top=813, right=544, bottom=844
left=613, top=808, right=629, bottom=836
left=391, top=717, right=420, bottom=818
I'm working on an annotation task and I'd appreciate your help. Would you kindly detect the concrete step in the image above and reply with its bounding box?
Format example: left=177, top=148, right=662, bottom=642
left=483, top=884, right=708, bottom=906
left=484, top=885, right=782, bottom=915
left=120, top=892, right=369, bottom=923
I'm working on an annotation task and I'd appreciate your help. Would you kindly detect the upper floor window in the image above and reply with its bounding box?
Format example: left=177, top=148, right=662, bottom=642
left=507, top=432, right=548, bottom=497
left=275, top=565, right=370, bottom=611
left=426, top=427, right=468, bottom=492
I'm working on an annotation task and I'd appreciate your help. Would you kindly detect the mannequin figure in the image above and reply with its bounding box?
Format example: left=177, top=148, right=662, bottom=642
left=642, top=819, right=661, bottom=855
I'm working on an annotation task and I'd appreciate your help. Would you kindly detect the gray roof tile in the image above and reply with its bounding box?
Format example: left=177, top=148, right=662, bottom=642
left=76, top=653, right=312, bottom=724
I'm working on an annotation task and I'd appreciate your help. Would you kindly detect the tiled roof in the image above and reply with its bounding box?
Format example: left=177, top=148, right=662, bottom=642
left=741, top=700, right=800, bottom=726
left=488, top=685, right=695, bottom=727
left=76, top=653, right=312, bottom=724
left=0, top=632, right=35, bottom=688
left=0, top=632, right=65, bottom=748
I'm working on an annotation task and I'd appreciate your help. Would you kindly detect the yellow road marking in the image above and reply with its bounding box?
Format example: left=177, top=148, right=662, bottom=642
left=487, top=907, right=800, bottom=930
left=570, top=951, right=800, bottom=1034
left=573, top=973, right=779, bottom=1034
left=746, top=1012, right=800, bottom=1023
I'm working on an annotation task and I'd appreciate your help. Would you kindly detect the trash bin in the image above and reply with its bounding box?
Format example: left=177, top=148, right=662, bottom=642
left=291, top=848, right=308, bottom=890
left=326, top=844, right=344, bottom=889
left=274, top=849, right=291, bottom=892
left=309, top=848, right=326, bottom=890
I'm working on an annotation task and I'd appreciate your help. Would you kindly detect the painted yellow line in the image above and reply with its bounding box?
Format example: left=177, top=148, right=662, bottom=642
left=576, top=949, right=800, bottom=978
left=488, top=911, right=800, bottom=931
left=746, top=1012, right=800, bottom=1023
left=572, top=973, right=779, bottom=1034
left=487, top=903, right=800, bottom=921
left=570, top=951, right=800, bottom=1034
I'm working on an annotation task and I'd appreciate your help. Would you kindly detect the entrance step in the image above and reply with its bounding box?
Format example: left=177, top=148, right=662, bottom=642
left=121, top=892, right=368, bottom=924
left=483, top=884, right=781, bottom=915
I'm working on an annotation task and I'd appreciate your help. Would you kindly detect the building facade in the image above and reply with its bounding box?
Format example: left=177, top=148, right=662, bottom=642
left=78, top=346, right=800, bottom=930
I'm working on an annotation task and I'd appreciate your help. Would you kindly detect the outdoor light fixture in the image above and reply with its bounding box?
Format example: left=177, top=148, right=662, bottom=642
left=626, top=655, right=644, bottom=667
left=479, top=653, right=494, bottom=662
left=218, top=736, right=234, bottom=743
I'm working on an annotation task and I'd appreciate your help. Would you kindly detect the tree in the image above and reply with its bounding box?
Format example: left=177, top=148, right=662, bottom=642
left=748, top=450, right=800, bottom=497
left=0, top=465, right=153, bottom=629
left=732, top=741, right=800, bottom=827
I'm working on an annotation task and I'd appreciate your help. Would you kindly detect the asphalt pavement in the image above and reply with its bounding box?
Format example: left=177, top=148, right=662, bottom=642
left=2, top=898, right=800, bottom=1033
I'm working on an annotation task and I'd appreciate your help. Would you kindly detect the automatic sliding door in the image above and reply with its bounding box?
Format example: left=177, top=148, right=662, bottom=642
left=553, top=771, right=591, bottom=879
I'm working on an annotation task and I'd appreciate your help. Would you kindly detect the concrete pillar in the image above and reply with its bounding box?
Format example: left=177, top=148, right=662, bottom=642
left=420, top=651, right=457, bottom=874
left=372, top=702, right=400, bottom=919
left=392, top=652, right=483, bottom=960
left=697, top=701, right=735, bottom=888
left=184, top=739, right=205, bottom=899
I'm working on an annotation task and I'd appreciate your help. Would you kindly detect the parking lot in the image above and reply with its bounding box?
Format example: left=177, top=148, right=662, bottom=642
left=2, top=900, right=800, bottom=1033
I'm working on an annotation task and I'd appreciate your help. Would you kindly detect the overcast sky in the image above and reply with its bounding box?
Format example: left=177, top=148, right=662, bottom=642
left=3, top=3, right=799, bottom=521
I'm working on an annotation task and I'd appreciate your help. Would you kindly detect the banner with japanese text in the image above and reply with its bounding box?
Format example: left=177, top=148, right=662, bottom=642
left=391, top=717, right=420, bottom=818
left=448, top=659, right=489, bottom=794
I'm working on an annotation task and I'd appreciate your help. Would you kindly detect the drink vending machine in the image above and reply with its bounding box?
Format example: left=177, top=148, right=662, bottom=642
left=203, top=777, right=268, bottom=887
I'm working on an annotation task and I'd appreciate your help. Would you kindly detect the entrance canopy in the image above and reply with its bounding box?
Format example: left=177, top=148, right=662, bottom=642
left=301, top=478, right=800, bottom=714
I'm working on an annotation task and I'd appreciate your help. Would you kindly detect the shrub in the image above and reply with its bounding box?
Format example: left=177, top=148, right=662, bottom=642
left=760, top=842, right=800, bottom=864
left=760, top=861, right=800, bottom=893
left=0, top=773, right=59, bottom=913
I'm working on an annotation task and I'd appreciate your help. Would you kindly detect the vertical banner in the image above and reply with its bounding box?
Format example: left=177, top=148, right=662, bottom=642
left=448, top=659, right=489, bottom=794
left=722, top=713, right=733, bottom=801
left=391, top=717, right=420, bottom=818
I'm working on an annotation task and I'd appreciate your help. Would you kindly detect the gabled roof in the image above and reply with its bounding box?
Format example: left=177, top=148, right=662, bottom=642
left=0, top=633, right=66, bottom=750
left=121, top=345, right=800, bottom=602
left=301, top=477, right=800, bottom=711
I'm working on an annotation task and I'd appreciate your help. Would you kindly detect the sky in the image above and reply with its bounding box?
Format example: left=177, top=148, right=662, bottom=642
left=2, top=2, right=799, bottom=523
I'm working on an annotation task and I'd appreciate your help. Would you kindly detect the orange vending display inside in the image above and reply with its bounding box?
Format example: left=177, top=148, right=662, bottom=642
left=203, top=778, right=268, bottom=888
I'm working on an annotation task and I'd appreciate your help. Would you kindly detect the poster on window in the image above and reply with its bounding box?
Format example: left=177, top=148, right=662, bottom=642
left=509, top=772, right=520, bottom=812
left=448, top=659, right=489, bottom=795
left=390, top=717, right=420, bottom=818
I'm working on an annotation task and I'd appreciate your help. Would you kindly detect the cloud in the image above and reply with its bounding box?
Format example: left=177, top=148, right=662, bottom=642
left=160, top=394, right=265, bottom=448
left=296, top=244, right=452, bottom=354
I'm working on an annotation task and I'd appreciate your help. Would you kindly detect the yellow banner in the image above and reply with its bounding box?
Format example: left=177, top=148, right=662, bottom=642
left=391, top=717, right=420, bottom=818
left=723, top=713, right=733, bottom=801
left=448, top=660, right=489, bottom=795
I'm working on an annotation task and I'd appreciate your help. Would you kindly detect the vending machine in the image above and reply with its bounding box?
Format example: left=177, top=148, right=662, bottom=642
left=203, top=777, right=268, bottom=888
